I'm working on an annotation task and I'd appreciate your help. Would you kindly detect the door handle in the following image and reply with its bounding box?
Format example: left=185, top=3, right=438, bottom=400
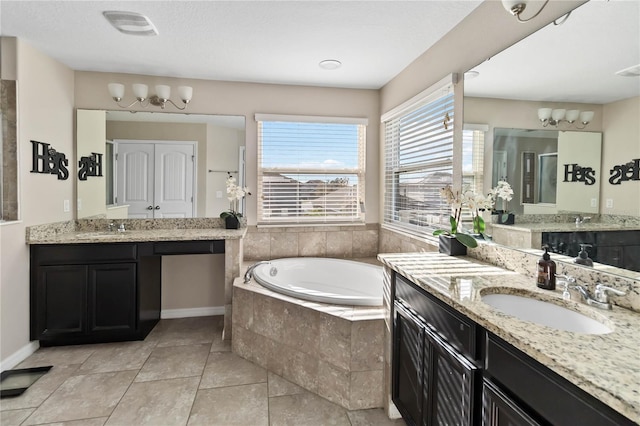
left=154, top=205, right=160, bottom=210
left=146, top=205, right=153, bottom=210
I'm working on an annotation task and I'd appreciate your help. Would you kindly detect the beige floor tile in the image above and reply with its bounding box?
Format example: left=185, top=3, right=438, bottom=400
left=22, top=371, right=136, bottom=425
left=209, top=332, right=232, bottom=353
left=346, top=408, right=405, bottom=425
left=36, top=417, right=108, bottom=426
left=135, top=344, right=209, bottom=382
left=0, top=408, right=35, bottom=426
left=267, top=372, right=304, bottom=397
left=199, top=352, right=267, bottom=389
left=187, top=383, right=269, bottom=425
left=17, top=346, right=97, bottom=368
left=155, top=316, right=221, bottom=347
left=78, top=341, right=156, bottom=374
left=0, top=364, right=79, bottom=411
left=105, top=377, right=199, bottom=426
left=268, top=392, right=351, bottom=426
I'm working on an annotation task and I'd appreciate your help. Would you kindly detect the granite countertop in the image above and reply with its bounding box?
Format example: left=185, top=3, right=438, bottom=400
left=493, top=222, right=640, bottom=232
left=25, top=219, right=247, bottom=244
left=378, top=252, right=640, bottom=423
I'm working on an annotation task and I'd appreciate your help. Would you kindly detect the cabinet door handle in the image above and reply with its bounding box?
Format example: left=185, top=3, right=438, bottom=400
left=146, top=205, right=153, bottom=210
left=154, top=205, right=160, bottom=210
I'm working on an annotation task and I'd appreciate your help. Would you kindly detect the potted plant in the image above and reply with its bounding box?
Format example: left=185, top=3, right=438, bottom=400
left=462, top=190, right=493, bottom=236
left=219, top=174, right=249, bottom=229
left=489, top=180, right=515, bottom=225
left=433, top=186, right=478, bottom=255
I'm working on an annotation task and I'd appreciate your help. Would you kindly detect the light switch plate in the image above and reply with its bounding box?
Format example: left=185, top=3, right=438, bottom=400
left=605, top=199, right=614, bottom=208
left=590, top=198, right=597, bottom=207
left=63, top=199, right=70, bottom=212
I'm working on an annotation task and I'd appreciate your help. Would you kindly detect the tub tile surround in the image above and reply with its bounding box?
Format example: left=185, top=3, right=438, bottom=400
left=232, top=264, right=385, bottom=411
left=243, top=224, right=379, bottom=260
left=378, top=252, right=640, bottom=422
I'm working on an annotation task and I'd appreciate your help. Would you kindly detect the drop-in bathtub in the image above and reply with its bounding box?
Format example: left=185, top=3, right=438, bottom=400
left=251, top=257, right=383, bottom=306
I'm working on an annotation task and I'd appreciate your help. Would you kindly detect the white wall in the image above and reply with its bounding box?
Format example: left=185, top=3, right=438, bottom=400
left=601, top=96, right=640, bottom=216
left=0, top=38, right=75, bottom=365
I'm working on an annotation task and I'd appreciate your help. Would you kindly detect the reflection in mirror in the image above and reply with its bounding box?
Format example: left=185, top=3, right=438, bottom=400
left=492, top=128, right=601, bottom=215
left=463, top=0, right=639, bottom=279
left=76, top=110, right=246, bottom=219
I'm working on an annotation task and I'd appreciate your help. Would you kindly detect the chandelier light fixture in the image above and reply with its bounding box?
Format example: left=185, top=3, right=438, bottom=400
left=107, top=83, right=193, bottom=110
left=537, top=108, right=594, bottom=129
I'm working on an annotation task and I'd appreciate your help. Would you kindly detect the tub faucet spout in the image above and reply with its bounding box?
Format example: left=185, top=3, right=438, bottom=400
left=244, top=261, right=271, bottom=284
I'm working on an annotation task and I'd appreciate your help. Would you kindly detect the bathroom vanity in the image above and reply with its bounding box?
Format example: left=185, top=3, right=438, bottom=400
left=379, top=253, right=639, bottom=426
left=27, top=220, right=245, bottom=346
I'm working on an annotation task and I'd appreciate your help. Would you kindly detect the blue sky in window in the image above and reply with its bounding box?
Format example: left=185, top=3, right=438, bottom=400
left=261, top=122, right=359, bottom=172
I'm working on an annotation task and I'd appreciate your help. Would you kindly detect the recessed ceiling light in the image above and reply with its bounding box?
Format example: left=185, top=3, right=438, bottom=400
left=615, top=64, right=640, bottom=77
left=319, top=60, right=342, bottom=70
left=103, top=11, right=159, bottom=36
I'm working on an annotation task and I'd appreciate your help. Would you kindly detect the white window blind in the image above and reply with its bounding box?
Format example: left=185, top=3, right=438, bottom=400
left=461, top=125, right=487, bottom=223
left=256, top=115, right=366, bottom=224
left=383, top=82, right=454, bottom=236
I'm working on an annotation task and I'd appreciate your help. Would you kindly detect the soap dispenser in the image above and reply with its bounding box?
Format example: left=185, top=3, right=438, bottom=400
left=537, top=246, right=556, bottom=290
left=574, top=244, right=594, bottom=267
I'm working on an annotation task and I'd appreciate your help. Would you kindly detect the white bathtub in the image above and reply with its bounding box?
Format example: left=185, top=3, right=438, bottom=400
left=252, top=257, right=383, bottom=306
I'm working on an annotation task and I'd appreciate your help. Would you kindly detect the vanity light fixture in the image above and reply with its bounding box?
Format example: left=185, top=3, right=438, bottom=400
left=501, top=0, right=550, bottom=23
left=107, top=83, right=193, bottom=110
left=537, top=108, right=594, bottom=129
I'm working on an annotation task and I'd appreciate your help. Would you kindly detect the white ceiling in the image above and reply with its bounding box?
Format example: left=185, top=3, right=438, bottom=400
left=464, top=0, right=640, bottom=105
left=0, top=0, right=483, bottom=90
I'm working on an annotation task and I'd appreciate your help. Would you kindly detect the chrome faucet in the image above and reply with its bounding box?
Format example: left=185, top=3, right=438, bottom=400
left=566, top=282, right=625, bottom=310
left=108, top=222, right=115, bottom=232
left=244, top=261, right=271, bottom=284
left=117, top=223, right=126, bottom=232
left=575, top=214, right=592, bottom=226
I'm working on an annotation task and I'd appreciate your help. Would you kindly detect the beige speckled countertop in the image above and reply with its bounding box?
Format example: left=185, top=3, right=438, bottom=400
left=25, top=219, right=247, bottom=244
left=378, top=252, right=640, bottom=423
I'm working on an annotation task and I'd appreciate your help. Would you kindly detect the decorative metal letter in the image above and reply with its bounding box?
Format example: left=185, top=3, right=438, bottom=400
left=30, top=140, right=69, bottom=180
left=609, top=159, right=640, bottom=185
left=78, top=153, right=104, bottom=180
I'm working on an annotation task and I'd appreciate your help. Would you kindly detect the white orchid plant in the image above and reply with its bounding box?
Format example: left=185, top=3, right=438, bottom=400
left=462, top=190, right=493, bottom=235
left=489, top=180, right=514, bottom=222
left=220, top=174, right=250, bottom=222
left=432, top=185, right=478, bottom=249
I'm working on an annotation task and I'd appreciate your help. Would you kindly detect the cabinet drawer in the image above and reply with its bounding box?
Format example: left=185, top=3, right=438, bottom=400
left=395, top=274, right=477, bottom=360
left=33, top=244, right=138, bottom=264
left=485, top=333, right=635, bottom=426
left=153, top=240, right=224, bottom=255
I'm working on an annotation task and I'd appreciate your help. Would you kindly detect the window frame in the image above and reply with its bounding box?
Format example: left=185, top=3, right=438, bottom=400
left=255, top=114, right=367, bottom=225
left=381, top=75, right=461, bottom=238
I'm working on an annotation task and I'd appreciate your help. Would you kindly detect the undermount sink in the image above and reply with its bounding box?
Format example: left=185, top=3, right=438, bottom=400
left=481, top=293, right=612, bottom=335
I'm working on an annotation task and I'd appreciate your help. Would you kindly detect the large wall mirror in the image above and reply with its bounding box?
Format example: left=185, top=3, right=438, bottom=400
left=463, top=0, right=639, bottom=277
left=76, top=110, right=246, bottom=219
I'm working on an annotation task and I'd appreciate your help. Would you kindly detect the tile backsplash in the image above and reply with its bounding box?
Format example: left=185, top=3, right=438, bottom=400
left=243, top=224, right=379, bottom=260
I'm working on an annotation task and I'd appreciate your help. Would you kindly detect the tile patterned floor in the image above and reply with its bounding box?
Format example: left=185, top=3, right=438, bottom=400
left=1, top=316, right=405, bottom=426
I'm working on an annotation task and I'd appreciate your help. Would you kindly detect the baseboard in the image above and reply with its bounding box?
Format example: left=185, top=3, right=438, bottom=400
left=160, top=306, right=225, bottom=319
left=0, top=341, right=40, bottom=372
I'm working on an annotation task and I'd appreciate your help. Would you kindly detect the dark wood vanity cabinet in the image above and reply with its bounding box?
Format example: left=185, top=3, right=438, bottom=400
left=30, top=243, right=160, bottom=346
left=393, top=275, right=480, bottom=426
left=392, top=273, right=637, bottom=426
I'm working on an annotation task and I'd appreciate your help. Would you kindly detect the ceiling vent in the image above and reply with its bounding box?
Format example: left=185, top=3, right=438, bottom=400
left=103, top=11, right=158, bottom=36
left=615, top=64, right=640, bottom=77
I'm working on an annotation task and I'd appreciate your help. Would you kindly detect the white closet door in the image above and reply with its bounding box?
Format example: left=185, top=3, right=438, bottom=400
left=116, top=143, right=154, bottom=218
left=154, top=144, right=195, bottom=218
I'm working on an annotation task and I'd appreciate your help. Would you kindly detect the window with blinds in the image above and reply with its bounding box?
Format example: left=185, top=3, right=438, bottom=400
left=256, top=115, right=366, bottom=224
left=383, top=84, right=455, bottom=236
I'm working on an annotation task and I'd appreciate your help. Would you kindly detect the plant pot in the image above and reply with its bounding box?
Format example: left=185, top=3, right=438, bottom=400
left=438, top=235, right=467, bottom=256
left=225, top=216, right=240, bottom=229
left=497, top=213, right=515, bottom=225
